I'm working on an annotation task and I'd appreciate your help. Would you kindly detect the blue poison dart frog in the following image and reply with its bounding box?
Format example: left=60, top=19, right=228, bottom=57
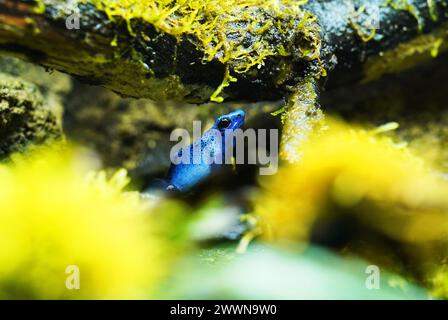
left=146, top=109, right=246, bottom=193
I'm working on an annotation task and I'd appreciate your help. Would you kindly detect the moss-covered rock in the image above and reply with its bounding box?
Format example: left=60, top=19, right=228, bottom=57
left=0, top=57, right=70, bottom=158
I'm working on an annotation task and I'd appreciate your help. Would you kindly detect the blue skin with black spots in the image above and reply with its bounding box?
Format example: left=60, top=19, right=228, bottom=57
left=166, top=109, right=245, bottom=192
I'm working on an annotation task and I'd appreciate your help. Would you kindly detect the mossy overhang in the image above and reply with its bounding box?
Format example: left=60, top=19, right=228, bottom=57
left=0, top=0, right=447, bottom=102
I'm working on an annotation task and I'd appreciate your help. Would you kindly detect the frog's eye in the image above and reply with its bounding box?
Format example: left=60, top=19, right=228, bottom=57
left=217, top=117, right=231, bottom=130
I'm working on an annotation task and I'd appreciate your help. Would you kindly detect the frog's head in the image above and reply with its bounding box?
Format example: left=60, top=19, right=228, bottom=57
left=214, top=109, right=245, bottom=132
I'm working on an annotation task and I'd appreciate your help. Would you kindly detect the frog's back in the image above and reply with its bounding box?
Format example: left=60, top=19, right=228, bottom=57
left=162, top=109, right=246, bottom=192
left=168, top=132, right=222, bottom=191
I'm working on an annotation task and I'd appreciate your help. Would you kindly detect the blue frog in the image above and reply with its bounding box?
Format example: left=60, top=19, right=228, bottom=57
left=148, top=109, right=246, bottom=193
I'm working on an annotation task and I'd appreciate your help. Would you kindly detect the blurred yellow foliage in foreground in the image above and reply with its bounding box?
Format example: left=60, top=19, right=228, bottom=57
left=257, top=118, right=448, bottom=296
left=0, top=147, right=170, bottom=299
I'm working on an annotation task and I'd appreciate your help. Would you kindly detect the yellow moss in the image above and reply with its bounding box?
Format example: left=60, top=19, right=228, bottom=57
left=385, top=0, right=423, bottom=30
left=86, top=0, right=321, bottom=101
left=431, top=38, right=443, bottom=57
left=279, top=78, right=325, bottom=163
left=364, top=25, right=448, bottom=81
left=210, top=66, right=237, bottom=103
left=33, top=1, right=46, bottom=14
left=430, top=265, right=448, bottom=298
left=256, top=117, right=448, bottom=295
left=349, top=5, right=377, bottom=42
left=0, top=145, right=181, bottom=299
left=257, top=117, right=448, bottom=242
left=427, top=0, right=439, bottom=21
